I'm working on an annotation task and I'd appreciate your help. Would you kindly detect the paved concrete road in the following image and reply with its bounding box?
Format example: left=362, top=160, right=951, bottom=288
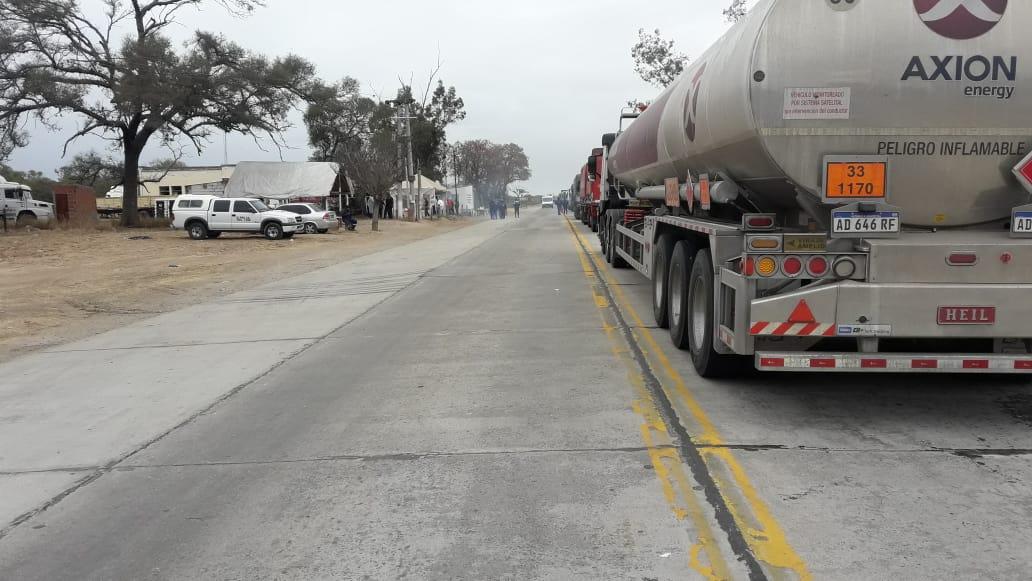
left=2, top=208, right=1031, bottom=580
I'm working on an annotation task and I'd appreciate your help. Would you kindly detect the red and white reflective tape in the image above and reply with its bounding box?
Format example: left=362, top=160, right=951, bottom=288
left=756, top=353, right=1032, bottom=373
left=750, top=322, right=837, bottom=337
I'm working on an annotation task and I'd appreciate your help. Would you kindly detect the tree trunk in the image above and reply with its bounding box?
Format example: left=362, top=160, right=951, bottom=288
left=371, top=194, right=380, bottom=232
left=120, top=143, right=143, bottom=228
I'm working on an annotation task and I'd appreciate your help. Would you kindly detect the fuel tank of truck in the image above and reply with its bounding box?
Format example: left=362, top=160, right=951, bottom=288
left=608, top=0, right=1032, bottom=227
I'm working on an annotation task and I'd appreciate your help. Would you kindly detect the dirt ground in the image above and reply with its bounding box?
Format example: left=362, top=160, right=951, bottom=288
left=0, top=217, right=475, bottom=363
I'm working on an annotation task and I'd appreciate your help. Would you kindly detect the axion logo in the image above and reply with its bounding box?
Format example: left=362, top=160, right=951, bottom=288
left=684, top=63, right=707, bottom=143
left=914, top=0, right=1007, bottom=40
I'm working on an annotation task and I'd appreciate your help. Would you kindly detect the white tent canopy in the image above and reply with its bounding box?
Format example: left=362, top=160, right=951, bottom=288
left=391, top=174, right=448, bottom=194
left=225, top=161, right=341, bottom=199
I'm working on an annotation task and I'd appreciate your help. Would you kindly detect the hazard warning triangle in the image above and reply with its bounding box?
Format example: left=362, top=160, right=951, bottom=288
left=787, top=300, right=817, bottom=324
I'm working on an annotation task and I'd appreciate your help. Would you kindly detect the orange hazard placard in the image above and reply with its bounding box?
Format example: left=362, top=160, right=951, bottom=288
left=664, top=178, right=679, bottom=207
left=825, top=162, right=887, bottom=200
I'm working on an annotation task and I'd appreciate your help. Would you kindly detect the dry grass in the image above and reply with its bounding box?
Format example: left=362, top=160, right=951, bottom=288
left=0, top=217, right=476, bottom=362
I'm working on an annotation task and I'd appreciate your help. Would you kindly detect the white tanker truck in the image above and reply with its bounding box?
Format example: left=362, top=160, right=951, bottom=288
left=596, top=0, right=1032, bottom=376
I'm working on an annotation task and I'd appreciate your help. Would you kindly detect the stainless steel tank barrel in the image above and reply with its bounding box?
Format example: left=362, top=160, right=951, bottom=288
left=608, top=0, right=1032, bottom=227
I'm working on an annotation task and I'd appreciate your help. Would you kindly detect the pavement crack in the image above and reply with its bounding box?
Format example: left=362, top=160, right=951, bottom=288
left=112, top=446, right=680, bottom=470
left=45, top=337, right=321, bottom=354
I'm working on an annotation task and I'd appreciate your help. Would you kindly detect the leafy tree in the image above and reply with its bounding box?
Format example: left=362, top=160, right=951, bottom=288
left=0, top=0, right=316, bottom=226
left=58, top=151, right=124, bottom=196
left=340, top=131, right=400, bottom=233
left=391, top=79, right=466, bottom=181
left=453, top=140, right=531, bottom=207
left=147, top=158, right=188, bottom=171
left=0, top=118, right=26, bottom=164
left=631, top=29, right=689, bottom=88
left=305, top=77, right=377, bottom=162
left=724, top=0, right=749, bottom=23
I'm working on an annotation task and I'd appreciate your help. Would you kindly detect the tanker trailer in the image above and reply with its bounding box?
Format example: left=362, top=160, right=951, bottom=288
left=596, top=0, right=1032, bottom=377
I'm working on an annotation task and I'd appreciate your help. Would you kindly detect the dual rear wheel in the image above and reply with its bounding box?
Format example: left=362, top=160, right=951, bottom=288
left=655, top=237, right=744, bottom=378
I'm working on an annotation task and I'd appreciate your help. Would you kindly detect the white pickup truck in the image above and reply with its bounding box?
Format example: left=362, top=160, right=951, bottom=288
left=171, top=195, right=303, bottom=240
left=2, top=178, right=55, bottom=227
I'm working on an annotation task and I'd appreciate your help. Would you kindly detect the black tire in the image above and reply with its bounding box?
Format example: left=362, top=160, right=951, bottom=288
left=208, top=231, right=222, bottom=239
left=609, top=211, right=628, bottom=269
left=263, top=222, right=284, bottom=240
left=303, top=222, right=318, bottom=234
left=685, top=249, right=746, bottom=378
left=668, top=241, right=697, bottom=351
left=16, top=212, right=37, bottom=227
left=318, top=229, right=329, bottom=234
left=187, top=221, right=208, bottom=240
left=652, top=233, right=675, bottom=328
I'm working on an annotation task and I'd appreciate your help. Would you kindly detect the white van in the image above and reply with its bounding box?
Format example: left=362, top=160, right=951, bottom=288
left=171, top=195, right=303, bottom=240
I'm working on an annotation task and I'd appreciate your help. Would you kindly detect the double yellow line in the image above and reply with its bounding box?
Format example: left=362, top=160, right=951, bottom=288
left=566, top=218, right=811, bottom=581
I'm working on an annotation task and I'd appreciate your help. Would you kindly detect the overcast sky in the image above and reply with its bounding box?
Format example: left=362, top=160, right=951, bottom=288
left=7, top=0, right=736, bottom=194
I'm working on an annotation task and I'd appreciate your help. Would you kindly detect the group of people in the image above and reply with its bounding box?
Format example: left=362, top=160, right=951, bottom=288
left=365, top=195, right=395, bottom=220
left=423, top=196, right=457, bottom=219
left=489, top=198, right=520, bottom=220
left=555, top=195, right=571, bottom=215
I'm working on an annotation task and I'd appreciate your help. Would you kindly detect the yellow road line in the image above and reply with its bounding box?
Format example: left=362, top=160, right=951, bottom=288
left=569, top=223, right=732, bottom=581
left=568, top=218, right=812, bottom=581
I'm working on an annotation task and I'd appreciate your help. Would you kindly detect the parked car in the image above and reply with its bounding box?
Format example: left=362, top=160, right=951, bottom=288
left=541, top=195, right=554, bottom=209
left=277, top=203, right=338, bottom=234
left=171, top=195, right=303, bottom=240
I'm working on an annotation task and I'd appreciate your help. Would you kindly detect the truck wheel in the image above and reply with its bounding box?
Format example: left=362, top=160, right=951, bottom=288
left=652, top=234, right=675, bottom=328
left=16, top=212, right=37, bottom=227
left=686, top=249, right=743, bottom=378
left=668, top=241, right=697, bottom=350
left=599, top=214, right=608, bottom=256
left=609, top=211, right=628, bottom=269
left=263, top=222, right=284, bottom=240
left=187, top=221, right=208, bottom=240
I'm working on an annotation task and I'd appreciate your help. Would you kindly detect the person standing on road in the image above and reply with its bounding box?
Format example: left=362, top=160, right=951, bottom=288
left=365, top=195, right=376, bottom=218
left=513, top=196, right=521, bottom=219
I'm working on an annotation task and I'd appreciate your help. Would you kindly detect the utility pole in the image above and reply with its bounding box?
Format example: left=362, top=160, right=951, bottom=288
left=390, top=100, right=417, bottom=221
left=405, top=105, right=417, bottom=222
left=452, top=150, right=460, bottom=216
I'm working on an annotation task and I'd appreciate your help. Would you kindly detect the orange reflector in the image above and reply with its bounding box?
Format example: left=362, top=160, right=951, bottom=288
left=749, top=238, right=780, bottom=250
left=757, top=257, right=778, bottom=277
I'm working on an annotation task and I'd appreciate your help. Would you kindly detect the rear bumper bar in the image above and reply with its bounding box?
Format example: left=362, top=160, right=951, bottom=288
left=750, top=281, right=1032, bottom=339
left=756, top=352, right=1032, bottom=373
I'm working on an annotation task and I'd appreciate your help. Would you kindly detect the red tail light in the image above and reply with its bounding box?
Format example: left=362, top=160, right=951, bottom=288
left=807, top=256, right=829, bottom=277
left=745, top=215, right=775, bottom=230
left=947, top=253, right=978, bottom=266
left=782, top=256, right=803, bottom=277
left=742, top=257, right=755, bottom=276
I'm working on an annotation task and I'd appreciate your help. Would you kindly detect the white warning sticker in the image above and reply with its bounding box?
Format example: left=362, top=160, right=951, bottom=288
left=783, top=88, right=851, bottom=120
